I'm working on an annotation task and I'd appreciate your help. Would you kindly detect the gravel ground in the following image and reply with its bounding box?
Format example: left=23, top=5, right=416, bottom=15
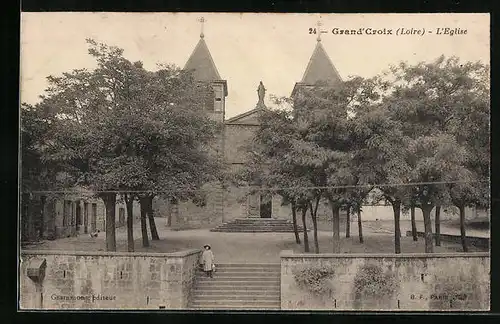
left=22, top=219, right=486, bottom=263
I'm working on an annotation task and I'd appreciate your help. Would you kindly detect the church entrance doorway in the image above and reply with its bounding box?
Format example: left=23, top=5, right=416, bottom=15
left=260, top=194, right=272, bottom=218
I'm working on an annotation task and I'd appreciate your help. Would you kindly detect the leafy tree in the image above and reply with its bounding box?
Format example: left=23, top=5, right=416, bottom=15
left=292, top=78, right=377, bottom=253
left=347, top=185, right=374, bottom=242
left=33, top=39, right=223, bottom=251
left=20, top=103, right=70, bottom=241
left=243, top=108, right=321, bottom=252
left=381, top=56, right=490, bottom=253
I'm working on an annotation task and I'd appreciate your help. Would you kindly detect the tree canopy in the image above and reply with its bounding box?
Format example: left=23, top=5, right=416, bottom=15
left=21, top=39, right=225, bottom=249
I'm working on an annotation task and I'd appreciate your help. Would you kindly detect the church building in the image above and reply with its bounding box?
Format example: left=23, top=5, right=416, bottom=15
left=152, top=23, right=343, bottom=230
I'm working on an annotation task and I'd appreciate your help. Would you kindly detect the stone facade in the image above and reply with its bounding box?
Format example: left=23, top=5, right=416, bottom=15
left=280, top=250, right=490, bottom=311
left=20, top=249, right=201, bottom=309
left=22, top=194, right=141, bottom=242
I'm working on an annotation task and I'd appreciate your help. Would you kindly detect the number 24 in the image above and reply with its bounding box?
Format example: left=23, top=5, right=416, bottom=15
left=309, top=28, right=317, bottom=34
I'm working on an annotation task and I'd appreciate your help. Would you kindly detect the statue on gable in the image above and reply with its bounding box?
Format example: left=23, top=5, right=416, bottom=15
left=257, top=81, right=266, bottom=106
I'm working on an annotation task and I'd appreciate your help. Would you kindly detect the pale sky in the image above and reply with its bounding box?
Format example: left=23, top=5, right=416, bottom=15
left=20, top=13, right=489, bottom=119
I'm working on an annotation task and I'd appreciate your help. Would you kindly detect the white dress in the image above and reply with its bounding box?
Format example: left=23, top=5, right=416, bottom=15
left=202, top=250, right=215, bottom=271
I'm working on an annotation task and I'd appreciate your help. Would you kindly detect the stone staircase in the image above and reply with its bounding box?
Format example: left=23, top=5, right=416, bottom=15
left=210, top=218, right=305, bottom=233
left=189, top=263, right=281, bottom=310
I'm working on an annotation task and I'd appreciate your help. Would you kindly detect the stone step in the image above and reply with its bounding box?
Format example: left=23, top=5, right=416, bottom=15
left=190, top=262, right=282, bottom=310
left=193, top=289, right=280, bottom=295
left=212, top=264, right=280, bottom=268
left=228, top=222, right=299, bottom=226
left=196, top=281, right=280, bottom=287
left=190, top=300, right=281, bottom=308
left=232, top=219, right=293, bottom=221
left=213, top=263, right=280, bottom=267
left=219, top=223, right=298, bottom=226
left=190, top=305, right=280, bottom=310
left=211, top=229, right=304, bottom=233
left=199, top=270, right=280, bottom=276
left=211, top=226, right=301, bottom=229
left=197, top=274, right=280, bottom=283
left=207, top=268, right=280, bottom=273
left=193, top=295, right=279, bottom=302
left=216, top=222, right=299, bottom=225
left=197, top=276, right=279, bottom=282
left=214, top=225, right=300, bottom=227
left=213, top=228, right=302, bottom=231
left=216, top=225, right=302, bottom=228
left=231, top=220, right=295, bottom=223
left=219, top=220, right=296, bottom=223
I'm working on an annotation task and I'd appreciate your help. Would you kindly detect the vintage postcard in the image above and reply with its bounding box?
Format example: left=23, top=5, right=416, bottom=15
left=19, top=12, right=490, bottom=311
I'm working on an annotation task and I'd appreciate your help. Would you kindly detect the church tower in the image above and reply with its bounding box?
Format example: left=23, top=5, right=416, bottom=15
left=292, top=22, right=342, bottom=97
left=184, top=17, right=228, bottom=123
left=169, top=18, right=226, bottom=228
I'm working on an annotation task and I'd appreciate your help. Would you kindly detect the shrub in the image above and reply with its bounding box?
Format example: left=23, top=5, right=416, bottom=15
left=292, top=264, right=336, bottom=295
left=353, top=263, right=398, bottom=298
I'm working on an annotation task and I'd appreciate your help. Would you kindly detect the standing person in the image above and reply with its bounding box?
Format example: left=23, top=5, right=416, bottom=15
left=201, top=244, right=215, bottom=278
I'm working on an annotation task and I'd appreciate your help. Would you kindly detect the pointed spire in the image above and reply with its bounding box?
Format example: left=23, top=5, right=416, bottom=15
left=184, top=17, right=222, bottom=81
left=300, top=39, right=342, bottom=86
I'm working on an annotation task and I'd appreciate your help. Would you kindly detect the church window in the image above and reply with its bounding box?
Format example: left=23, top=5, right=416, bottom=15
left=214, top=87, right=223, bottom=112
left=214, top=99, right=222, bottom=112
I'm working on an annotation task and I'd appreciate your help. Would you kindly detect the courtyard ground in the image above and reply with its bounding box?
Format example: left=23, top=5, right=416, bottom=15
left=364, top=219, right=490, bottom=238
left=22, top=219, right=487, bottom=263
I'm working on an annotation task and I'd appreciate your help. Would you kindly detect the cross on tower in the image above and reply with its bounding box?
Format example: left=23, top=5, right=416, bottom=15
left=317, top=20, right=323, bottom=41
left=198, top=16, right=206, bottom=38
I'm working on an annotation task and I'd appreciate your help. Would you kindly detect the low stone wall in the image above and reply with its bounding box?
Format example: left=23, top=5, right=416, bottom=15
left=20, top=249, right=201, bottom=310
left=280, top=251, right=490, bottom=311
left=406, top=231, right=489, bottom=249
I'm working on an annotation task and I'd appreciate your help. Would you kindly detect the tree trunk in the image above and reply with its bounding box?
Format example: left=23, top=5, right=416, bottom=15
left=309, top=202, right=319, bottom=254
left=346, top=205, right=351, bottom=238
left=435, top=206, right=441, bottom=246
left=146, top=196, right=160, bottom=240
left=459, top=205, right=469, bottom=252
left=392, top=200, right=401, bottom=254
left=301, top=207, right=309, bottom=252
left=330, top=200, right=341, bottom=253
left=166, top=198, right=173, bottom=227
left=291, top=201, right=301, bottom=244
left=101, top=193, right=117, bottom=252
left=411, top=205, right=417, bottom=241
left=38, top=195, right=46, bottom=240
left=421, top=204, right=434, bottom=253
left=357, top=207, right=364, bottom=243
left=139, top=197, right=150, bottom=248
left=125, top=194, right=135, bottom=252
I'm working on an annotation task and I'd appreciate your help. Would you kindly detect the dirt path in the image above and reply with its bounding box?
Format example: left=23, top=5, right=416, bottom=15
left=22, top=219, right=484, bottom=263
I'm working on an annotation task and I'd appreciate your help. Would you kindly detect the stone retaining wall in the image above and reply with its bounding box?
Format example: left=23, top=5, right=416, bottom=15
left=280, top=251, right=490, bottom=311
left=20, top=249, right=201, bottom=310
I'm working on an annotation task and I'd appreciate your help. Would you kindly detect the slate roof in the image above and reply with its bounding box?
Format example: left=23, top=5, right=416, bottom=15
left=301, top=40, right=342, bottom=86
left=184, top=37, right=222, bottom=81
